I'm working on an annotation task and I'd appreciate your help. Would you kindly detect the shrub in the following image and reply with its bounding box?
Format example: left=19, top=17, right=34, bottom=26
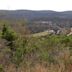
left=0, top=64, right=4, bottom=72
left=2, top=24, right=18, bottom=51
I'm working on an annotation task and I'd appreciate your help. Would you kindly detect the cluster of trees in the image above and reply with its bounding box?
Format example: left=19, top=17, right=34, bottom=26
left=28, top=19, right=72, bottom=33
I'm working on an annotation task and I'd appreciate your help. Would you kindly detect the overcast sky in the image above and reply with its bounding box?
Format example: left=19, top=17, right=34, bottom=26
left=0, top=0, right=72, bottom=11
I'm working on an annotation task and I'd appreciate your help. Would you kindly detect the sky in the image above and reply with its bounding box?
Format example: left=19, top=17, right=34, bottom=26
left=0, top=0, right=72, bottom=11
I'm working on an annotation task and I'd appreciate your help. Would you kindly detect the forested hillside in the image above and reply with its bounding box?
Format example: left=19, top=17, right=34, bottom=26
left=0, top=10, right=72, bottom=33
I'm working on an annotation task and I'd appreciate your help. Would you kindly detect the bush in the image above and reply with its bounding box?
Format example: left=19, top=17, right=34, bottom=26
left=2, top=24, right=18, bottom=51
left=0, top=64, right=4, bottom=72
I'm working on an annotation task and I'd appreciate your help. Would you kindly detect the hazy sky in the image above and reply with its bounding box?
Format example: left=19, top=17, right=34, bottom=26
left=0, top=0, right=72, bottom=11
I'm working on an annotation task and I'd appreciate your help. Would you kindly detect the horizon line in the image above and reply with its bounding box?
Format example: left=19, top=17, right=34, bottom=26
left=0, top=9, right=72, bottom=12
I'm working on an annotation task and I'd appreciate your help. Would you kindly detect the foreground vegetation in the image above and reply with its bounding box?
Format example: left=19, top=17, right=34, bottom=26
left=0, top=24, right=72, bottom=72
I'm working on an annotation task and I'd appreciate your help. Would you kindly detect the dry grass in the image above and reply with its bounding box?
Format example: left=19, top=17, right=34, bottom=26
left=3, top=60, right=72, bottom=72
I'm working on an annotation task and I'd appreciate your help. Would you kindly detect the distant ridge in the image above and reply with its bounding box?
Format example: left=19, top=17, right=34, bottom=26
left=0, top=10, right=72, bottom=20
